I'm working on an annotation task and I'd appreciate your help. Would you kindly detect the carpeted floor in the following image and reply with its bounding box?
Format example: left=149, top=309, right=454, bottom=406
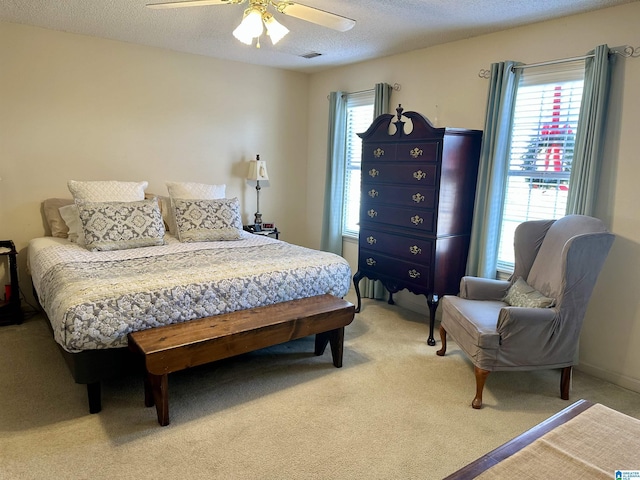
left=2, top=291, right=640, bottom=479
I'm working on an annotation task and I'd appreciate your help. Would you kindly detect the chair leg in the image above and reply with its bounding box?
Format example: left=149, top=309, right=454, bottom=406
left=560, top=366, right=572, bottom=400
left=436, top=325, right=447, bottom=356
left=473, top=366, right=490, bottom=409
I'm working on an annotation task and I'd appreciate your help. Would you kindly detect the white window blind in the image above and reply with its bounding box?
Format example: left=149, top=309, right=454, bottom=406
left=497, top=61, right=585, bottom=270
left=343, top=91, right=375, bottom=237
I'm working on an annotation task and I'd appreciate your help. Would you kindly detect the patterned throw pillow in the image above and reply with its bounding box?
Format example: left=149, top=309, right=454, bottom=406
left=164, top=182, right=226, bottom=234
left=173, top=197, right=243, bottom=242
left=503, top=277, right=555, bottom=308
left=77, top=198, right=166, bottom=252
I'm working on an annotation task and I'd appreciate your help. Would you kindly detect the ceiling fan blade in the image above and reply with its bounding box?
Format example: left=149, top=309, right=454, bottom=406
left=279, top=2, right=355, bottom=32
left=146, top=0, right=243, bottom=9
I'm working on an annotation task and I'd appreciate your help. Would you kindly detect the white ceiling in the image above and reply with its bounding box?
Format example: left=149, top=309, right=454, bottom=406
left=1, top=0, right=636, bottom=73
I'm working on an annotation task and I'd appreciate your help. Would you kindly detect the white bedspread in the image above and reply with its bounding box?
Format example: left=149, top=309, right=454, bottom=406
left=28, top=233, right=351, bottom=352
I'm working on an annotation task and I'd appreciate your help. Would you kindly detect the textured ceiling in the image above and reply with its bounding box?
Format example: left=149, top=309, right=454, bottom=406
left=0, top=0, right=636, bottom=73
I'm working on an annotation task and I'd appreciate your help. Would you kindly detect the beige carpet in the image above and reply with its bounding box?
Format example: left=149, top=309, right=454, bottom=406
left=2, top=291, right=640, bottom=480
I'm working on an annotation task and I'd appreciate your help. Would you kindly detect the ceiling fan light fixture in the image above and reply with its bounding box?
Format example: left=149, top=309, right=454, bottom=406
left=232, top=7, right=264, bottom=45
left=146, top=0, right=357, bottom=49
left=263, top=13, right=289, bottom=45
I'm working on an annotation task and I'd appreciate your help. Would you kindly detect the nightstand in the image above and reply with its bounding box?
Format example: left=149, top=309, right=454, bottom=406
left=0, top=240, right=23, bottom=326
left=243, top=225, right=280, bottom=240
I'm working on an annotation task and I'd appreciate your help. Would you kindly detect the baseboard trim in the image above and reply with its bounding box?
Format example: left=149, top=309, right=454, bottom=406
left=576, top=361, right=640, bottom=394
left=393, top=291, right=428, bottom=314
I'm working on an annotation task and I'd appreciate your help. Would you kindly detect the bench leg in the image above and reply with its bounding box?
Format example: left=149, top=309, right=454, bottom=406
left=315, top=327, right=345, bottom=368
left=314, top=332, right=330, bottom=356
left=329, top=327, right=345, bottom=368
left=144, top=374, right=154, bottom=407
left=147, top=373, right=170, bottom=426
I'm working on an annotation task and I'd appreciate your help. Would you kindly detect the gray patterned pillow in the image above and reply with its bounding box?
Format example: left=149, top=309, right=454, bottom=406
left=503, top=277, right=555, bottom=308
left=173, top=197, right=243, bottom=242
left=77, top=198, right=166, bottom=252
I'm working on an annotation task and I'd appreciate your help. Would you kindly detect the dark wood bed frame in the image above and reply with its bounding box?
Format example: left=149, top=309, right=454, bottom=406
left=43, top=316, right=139, bottom=413
left=35, top=281, right=142, bottom=413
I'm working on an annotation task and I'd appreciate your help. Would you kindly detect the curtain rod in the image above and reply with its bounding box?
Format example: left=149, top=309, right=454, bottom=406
left=341, top=88, right=374, bottom=98
left=511, top=54, right=593, bottom=71
left=343, top=83, right=402, bottom=97
left=329, top=83, right=402, bottom=100
left=478, top=44, right=639, bottom=78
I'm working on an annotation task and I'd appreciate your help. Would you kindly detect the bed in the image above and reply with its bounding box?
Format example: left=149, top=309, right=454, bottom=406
left=29, top=183, right=351, bottom=413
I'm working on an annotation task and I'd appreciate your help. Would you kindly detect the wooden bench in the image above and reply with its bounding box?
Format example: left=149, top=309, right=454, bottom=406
left=128, top=294, right=355, bottom=426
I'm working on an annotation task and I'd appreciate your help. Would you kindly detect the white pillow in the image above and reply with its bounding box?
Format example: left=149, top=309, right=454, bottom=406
left=164, top=182, right=226, bottom=234
left=59, top=204, right=85, bottom=245
left=166, top=181, right=226, bottom=200
left=68, top=180, right=148, bottom=202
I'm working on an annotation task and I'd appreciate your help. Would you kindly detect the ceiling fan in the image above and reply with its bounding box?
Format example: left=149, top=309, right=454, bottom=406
left=146, top=0, right=356, bottom=48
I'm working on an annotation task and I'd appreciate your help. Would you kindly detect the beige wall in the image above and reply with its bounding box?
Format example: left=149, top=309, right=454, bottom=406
left=0, top=21, right=310, bottom=284
left=306, top=2, right=640, bottom=393
left=1, top=2, right=639, bottom=393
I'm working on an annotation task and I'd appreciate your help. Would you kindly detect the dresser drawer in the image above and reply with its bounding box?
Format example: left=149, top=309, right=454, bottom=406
left=362, top=163, right=438, bottom=186
left=358, top=251, right=432, bottom=291
left=361, top=183, right=437, bottom=209
left=361, top=144, right=396, bottom=163
left=395, top=142, right=439, bottom=162
left=361, top=203, right=435, bottom=233
left=359, top=229, right=433, bottom=264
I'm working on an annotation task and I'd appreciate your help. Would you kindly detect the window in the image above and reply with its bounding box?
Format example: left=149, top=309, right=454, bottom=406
left=496, top=62, right=585, bottom=271
left=342, top=91, right=375, bottom=237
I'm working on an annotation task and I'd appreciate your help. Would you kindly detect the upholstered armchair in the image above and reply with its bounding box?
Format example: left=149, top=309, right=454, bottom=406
left=437, top=215, right=614, bottom=408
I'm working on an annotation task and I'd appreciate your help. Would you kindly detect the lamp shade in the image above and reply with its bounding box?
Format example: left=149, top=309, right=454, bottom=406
left=264, top=14, right=289, bottom=45
left=233, top=8, right=264, bottom=45
left=247, top=159, right=269, bottom=181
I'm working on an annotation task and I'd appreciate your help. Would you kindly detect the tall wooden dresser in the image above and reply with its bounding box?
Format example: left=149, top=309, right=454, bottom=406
left=353, top=105, right=482, bottom=345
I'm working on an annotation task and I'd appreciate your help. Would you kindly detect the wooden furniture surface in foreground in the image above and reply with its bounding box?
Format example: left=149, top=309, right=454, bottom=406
left=444, top=399, right=595, bottom=479
left=129, top=294, right=355, bottom=426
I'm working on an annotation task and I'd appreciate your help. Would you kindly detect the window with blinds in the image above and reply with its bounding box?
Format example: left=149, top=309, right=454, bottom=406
left=497, top=61, right=585, bottom=271
left=342, top=91, right=375, bottom=237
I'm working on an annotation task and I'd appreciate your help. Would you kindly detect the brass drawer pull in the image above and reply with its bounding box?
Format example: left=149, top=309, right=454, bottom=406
left=368, top=189, right=379, bottom=198
left=368, top=209, right=378, bottom=218
left=411, top=215, right=423, bottom=225
left=373, top=148, right=384, bottom=158
left=367, top=236, right=377, bottom=245
left=412, top=193, right=425, bottom=203
left=410, top=245, right=422, bottom=255
left=369, top=168, right=379, bottom=178
left=408, top=269, right=420, bottom=279
left=366, top=258, right=377, bottom=266
left=410, top=147, right=423, bottom=158
left=413, top=170, right=427, bottom=180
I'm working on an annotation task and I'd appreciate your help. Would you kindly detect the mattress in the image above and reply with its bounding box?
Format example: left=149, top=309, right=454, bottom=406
left=28, top=232, right=351, bottom=353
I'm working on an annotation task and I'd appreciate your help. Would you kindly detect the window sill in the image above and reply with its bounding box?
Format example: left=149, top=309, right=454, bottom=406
left=342, top=233, right=358, bottom=244
left=496, top=267, right=513, bottom=281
